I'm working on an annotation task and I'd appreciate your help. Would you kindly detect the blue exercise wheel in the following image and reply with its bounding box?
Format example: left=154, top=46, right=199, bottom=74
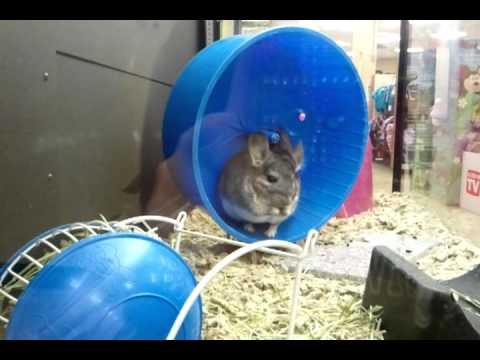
left=163, top=26, right=368, bottom=243
left=4, top=232, right=202, bottom=340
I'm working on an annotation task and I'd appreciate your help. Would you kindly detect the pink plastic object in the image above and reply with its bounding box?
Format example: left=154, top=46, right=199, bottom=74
left=336, top=138, right=373, bottom=218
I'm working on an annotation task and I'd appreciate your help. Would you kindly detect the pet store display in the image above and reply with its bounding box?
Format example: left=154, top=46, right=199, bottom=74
left=0, top=27, right=369, bottom=340
left=404, top=50, right=436, bottom=194
left=430, top=39, right=480, bottom=205
left=460, top=151, right=480, bottom=215
left=455, top=121, right=480, bottom=158
left=454, top=51, right=480, bottom=161
left=370, top=84, right=396, bottom=163
left=455, top=64, right=480, bottom=138
left=3, top=25, right=478, bottom=342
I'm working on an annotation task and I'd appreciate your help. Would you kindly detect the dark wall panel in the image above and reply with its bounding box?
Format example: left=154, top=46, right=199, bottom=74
left=0, top=20, right=200, bottom=261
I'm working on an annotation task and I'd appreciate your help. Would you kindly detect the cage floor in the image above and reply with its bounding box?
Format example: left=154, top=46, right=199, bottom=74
left=177, top=192, right=480, bottom=340
left=1, top=192, right=479, bottom=340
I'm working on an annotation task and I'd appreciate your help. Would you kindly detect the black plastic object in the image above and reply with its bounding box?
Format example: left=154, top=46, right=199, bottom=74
left=362, top=246, right=480, bottom=340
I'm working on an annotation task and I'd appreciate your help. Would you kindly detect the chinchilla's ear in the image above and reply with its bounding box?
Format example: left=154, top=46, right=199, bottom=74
left=248, top=133, right=270, bottom=167
left=277, top=129, right=294, bottom=153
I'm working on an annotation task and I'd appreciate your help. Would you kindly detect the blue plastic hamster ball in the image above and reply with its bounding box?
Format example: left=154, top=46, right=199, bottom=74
left=5, top=232, right=202, bottom=340
left=163, top=27, right=368, bottom=244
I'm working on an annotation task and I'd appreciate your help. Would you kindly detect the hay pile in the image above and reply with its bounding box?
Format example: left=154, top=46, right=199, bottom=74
left=1, top=192, right=479, bottom=340
left=176, top=192, right=480, bottom=340
left=316, top=192, right=480, bottom=280
left=177, top=209, right=384, bottom=340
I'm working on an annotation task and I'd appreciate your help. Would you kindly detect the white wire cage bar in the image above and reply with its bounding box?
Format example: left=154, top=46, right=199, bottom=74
left=0, top=220, right=165, bottom=326
left=0, top=212, right=319, bottom=340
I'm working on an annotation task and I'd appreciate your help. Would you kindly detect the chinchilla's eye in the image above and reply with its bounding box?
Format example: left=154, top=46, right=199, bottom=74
left=267, top=174, right=278, bottom=183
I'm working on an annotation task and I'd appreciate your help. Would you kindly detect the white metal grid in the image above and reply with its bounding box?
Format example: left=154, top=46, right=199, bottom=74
left=0, top=212, right=319, bottom=340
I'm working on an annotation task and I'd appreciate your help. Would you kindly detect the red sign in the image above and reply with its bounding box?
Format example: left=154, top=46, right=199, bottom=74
left=466, top=169, right=480, bottom=196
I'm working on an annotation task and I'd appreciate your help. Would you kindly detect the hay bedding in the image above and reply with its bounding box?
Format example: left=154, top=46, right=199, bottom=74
left=177, top=192, right=480, bottom=340
left=317, top=192, right=480, bottom=280
left=1, top=192, right=479, bottom=340
left=178, top=212, right=384, bottom=339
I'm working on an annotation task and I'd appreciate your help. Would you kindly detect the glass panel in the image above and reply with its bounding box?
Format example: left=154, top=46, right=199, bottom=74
left=372, top=21, right=400, bottom=195
left=401, top=20, right=480, bottom=246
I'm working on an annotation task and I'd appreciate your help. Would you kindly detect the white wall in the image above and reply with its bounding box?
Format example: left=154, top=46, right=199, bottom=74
left=376, top=58, right=398, bottom=74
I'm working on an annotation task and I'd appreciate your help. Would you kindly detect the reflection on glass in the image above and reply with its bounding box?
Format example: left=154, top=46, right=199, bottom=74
left=401, top=20, right=480, bottom=246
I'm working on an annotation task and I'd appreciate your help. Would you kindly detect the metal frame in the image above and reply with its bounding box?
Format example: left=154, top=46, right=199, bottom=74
left=392, top=20, right=410, bottom=192
left=204, top=20, right=222, bottom=48
left=234, top=20, right=242, bottom=35
left=0, top=212, right=319, bottom=340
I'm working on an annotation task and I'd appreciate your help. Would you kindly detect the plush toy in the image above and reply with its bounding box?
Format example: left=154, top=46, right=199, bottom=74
left=454, top=117, right=480, bottom=163
left=454, top=71, right=480, bottom=163
left=455, top=70, right=480, bottom=138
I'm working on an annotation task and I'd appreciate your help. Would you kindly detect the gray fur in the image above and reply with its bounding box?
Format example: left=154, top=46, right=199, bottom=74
left=218, top=131, right=303, bottom=238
